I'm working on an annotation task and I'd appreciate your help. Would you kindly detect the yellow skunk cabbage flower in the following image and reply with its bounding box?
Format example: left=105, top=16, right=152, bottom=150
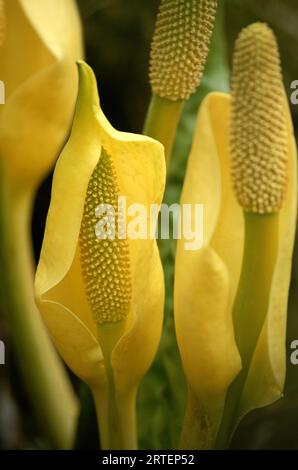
left=0, top=0, right=83, bottom=193
left=0, top=0, right=83, bottom=449
left=215, top=22, right=296, bottom=449
left=35, top=61, right=166, bottom=450
left=175, top=51, right=297, bottom=449
left=175, top=26, right=297, bottom=448
left=175, top=91, right=296, bottom=449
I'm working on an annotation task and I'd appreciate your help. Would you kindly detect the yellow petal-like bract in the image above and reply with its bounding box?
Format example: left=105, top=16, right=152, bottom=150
left=35, top=62, right=166, bottom=397
left=175, top=91, right=297, bottom=448
left=0, top=0, right=83, bottom=193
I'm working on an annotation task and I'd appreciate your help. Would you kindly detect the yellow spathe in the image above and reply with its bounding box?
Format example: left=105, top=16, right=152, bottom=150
left=35, top=61, right=166, bottom=400
left=175, top=92, right=297, bottom=448
left=0, top=0, right=83, bottom=194
left=0, top=0, right=83, bottom=448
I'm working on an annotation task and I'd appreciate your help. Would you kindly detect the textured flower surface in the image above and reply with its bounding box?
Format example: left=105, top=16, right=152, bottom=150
left=150, top=0, right=218, bottom=101
left=174, top=92, right=297, bottom=449
left=35, top=61, right=165, bottom=404
left=0, top=0, right=83, bottom=193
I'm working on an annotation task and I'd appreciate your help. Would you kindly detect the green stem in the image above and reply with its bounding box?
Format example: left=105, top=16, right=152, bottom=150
left=94, top=322, right=137, bottom=450
left=0, top=172, right=78, bottom=449
left=92, top=370, right=137, bottom=450
left=179, top=387, right=217, bottom=450
left=143, top=93, right=184, bottom=165
left=215, top=212, right=279, bottom=449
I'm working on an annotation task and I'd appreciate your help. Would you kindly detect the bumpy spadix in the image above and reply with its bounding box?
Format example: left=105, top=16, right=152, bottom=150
left=150, top=0, right=218, bottom=101
left=230, top=23, right=288, bottom=214
left=80, top=150, right=132, bottom=325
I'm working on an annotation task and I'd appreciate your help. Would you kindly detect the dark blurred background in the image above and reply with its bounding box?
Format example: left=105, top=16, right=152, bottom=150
left=0, top=0, right=298, bottom=449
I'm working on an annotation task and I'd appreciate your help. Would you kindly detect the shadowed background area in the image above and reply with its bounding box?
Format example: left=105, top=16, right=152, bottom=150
left=0, top=0, right=297, bottom=449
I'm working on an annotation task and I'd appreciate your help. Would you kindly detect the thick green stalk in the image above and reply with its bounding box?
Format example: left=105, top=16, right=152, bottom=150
left=93, top=372, right=137, bottom=450
left=143, top=94, right=183, bottom=165
left=215, top=212, right=279, bottom=449
left=0, top=170, right=78, bottom=449
left=94, top=323, right=137, bottom=450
